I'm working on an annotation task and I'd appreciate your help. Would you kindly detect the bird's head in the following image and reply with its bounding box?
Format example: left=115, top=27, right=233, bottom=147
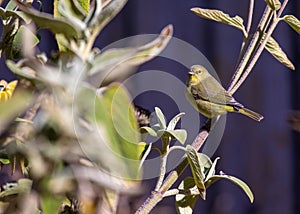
left=188, top=65, right=208, bottom=85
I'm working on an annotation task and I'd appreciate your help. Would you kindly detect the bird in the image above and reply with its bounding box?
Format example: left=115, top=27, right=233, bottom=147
left=186, top=65, right=263, bottom=121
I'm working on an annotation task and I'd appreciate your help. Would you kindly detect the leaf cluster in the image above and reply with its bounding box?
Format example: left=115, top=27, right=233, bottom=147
left=0, top=0, right=172, bottom=213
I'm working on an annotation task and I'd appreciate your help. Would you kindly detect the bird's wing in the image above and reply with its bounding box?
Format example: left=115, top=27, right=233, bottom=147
left=190, top=76, right=243, bottom=109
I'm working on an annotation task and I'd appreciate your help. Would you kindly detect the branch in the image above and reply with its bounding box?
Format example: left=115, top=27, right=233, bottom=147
left=135, top=119, right=213, bottom=214
left=246, top=0, right=254, bottom=34
left=230, top=0, right=289, bottom=94
left=228, top=6, right=272, bottom=93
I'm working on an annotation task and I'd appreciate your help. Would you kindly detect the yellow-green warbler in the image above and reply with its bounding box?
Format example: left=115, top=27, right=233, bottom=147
left=0, top=80, right=18, bottom=102
left=186, top=65, right=263, bottom=121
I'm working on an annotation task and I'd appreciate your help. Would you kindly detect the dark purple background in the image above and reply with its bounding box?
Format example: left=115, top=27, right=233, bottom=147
left=1, top=1, right=300, bottom=213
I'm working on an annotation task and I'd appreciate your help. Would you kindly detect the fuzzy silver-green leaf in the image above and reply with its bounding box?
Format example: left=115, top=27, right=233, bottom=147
left=265, top=0, right=281, bottom=10
left=191, top=8, right=246, bottom=35
left=167, top=112, right=185, bottom=131
left=265, top=36, right=295, bottom=70
left=186, top=145, right=205, bottom=194
left=176, top=177, right=199, bottom=214
left=205, top=174, right=254, bottom=203
left=283, top=15, right=300, bottom=35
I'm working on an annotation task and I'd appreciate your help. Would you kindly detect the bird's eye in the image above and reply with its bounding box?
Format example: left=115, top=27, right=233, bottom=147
left=0, top=85, right=5, bottom=92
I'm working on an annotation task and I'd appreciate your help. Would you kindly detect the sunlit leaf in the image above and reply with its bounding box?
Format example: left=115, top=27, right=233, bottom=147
left=16, top=1, right=80, bottom=39
left=87, top=0, right=127, bottom=33
left=205, top=174, right=254, bottom=203
left=5, top=0, right=16, bottom=10
left=167, top=112, right=185, bottom=131
left=54, top=0, right=87, bottom=21
left=10, top=25, right=39, bottom=59
left=265, top=36, right=295, bottom=70
left=155, top=107, right=166, bottom=129
left=163, top=129, right=187, bottom=145
left=205, top=157, right=220, bottom=181
left=0, top=7, right=28, bottom=22
left=77, top=0, right=90, bottom=13
left=6, top=60, right=38, bottom=80
left=198, top=153, right=212, bottom=175
left=0, top=158, right=10, bottom=164
left=87, top=25, right=173, bottom=86
left=265, top=0, right=281, bottom=10
left=77, top=84, right=141, bottom=180
left=176, top=177, right=199, bottom=214
left=0, top=179, right=32, bottom=201
left=102, top=84, right=141, bottom=158
left=41, top=194, right=64, bottom=214
left=186, top=145, right=205, bottom=197
left=191, top=8, right=246, bottom=35
left=140, top=126, right=157, bottom=137
left=0, top=91, right=32, bottom=134
left=54, top=0, right=90, bottom=20
left=283, top=15, right=300, bottom=35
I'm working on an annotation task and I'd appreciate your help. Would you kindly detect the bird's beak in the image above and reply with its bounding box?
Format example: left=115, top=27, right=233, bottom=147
left=188, top=71, right=195, bottom=75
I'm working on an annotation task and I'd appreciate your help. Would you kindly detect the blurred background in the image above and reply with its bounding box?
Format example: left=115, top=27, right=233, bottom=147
left=1, top=0, right=300, bottom=213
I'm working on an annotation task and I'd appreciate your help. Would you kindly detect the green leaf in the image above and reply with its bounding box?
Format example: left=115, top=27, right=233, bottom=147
left=283, top=15, right=300, bottom=35
left=205, top=174, right=254, bottom=203
left=167, top=112, right=185, bottom=131
left=10, top=25, right=39, bottom=59
left=6, top=60, right=38, bottom=80
left=176, top=177, right=199, bottom=214
left=102, top=84, right=141, bottom=153
left=77, top=0, right=90, bottom=13
left=0, top=91, right=32, bottom=134
left=164, top=129, right=187, bottom=145
left=198, top=153, right=212, bottom=175
left=53, top=0, right=87, bottom=51
left=87, top=25, right=173, bottom=86
left=265, top=0, right=281, bottom=10
left=54, top=0, right=87, bottom=20
left=205, top=157, right=220, bottom=182
left=186, top=145, right=205, bottom=197
left=17, top=1, right=80, bottom=39
left=5, top=0, right=17, bottom=10
left=140, top=126, right=158, bottom=137
left=41, top=194, right=64, bottom=214
left=265, top=36, right=295, bottom=70
left=77, top=84, right=141, bottom=180
left=191, top=8, right=246, bottom=35
left=0, top=158, right=10, bottom=164
left=0, top=7, right=27, bottom=22
left=86, top=0, right=127, bottom=33
left=0, top=179, right=32, bottom=202
left=155, top=107, right=166, bottom=129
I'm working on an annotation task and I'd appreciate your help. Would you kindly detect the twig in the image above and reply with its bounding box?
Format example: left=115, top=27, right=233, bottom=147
left=246, top=0, right=254, bottom=34
left=230, top=0, right=289, bottom=94
left=277, top=0, right=289, bottom=18
left=228, top=6, right=272, bottom=93
left=135, top=119, right=213, bottom=214
left=154, top=146, right=189, bottom=191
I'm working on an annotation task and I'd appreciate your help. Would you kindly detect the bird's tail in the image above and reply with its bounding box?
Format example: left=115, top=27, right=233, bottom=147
left=239, top=108, right=264, bottom=122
